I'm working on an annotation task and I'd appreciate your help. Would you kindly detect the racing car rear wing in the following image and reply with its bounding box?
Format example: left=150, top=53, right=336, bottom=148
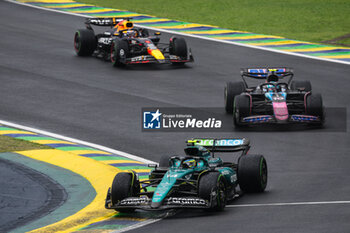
left=240, top=67, right=293, bottom=79
left=85, top=17, right=133, bottom=28
left=187, top=138, right=250, bottom=152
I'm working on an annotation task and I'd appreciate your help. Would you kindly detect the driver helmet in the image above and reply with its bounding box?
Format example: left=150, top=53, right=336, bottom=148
left=266, top=71, right=279, bottom=83
left=183, top=159, right=197, bottom=168
left=124, top=30, right=137, bottom=38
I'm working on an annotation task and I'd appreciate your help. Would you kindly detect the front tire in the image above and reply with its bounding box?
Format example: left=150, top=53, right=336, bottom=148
left=74, top=29, right=96, bottom=56
left=233, top=95, right=250, bottom=126
left=225, top=81, right=246, bottom=114
left=111, top=172, right=140, bottom=213
left=169, top=37, right=188, bottom=65
left=306, top=93, right=324, bottom=124
left=238, top=154, right=267, bottom=193
left=111, top=38, right=129, bottom=67
left=198, top=172, right=226, bottom=211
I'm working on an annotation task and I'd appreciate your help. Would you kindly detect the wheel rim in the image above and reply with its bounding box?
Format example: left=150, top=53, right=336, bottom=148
left=260, top=159, right=268, bottom=188
left=74, top=32, right=80, bottom=53
left=224, top=87, right=227, bottom=106
left=119, top=49, right=125, bottom=57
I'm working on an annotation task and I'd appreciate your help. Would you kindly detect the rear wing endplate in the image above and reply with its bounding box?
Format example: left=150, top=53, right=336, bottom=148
left=187, top=138, right=250, bottom=152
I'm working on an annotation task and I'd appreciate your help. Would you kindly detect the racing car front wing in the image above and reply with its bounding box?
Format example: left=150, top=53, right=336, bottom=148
left=105, top=195, right=211, bottom=210
left=124, top=54, right=194, bottom=65
left=241, top=114, right=322, bottom=124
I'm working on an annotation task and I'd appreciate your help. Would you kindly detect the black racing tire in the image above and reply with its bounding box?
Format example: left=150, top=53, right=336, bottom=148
left=198, top=172, right=226, bottom=211
left=290, top=80, right=312, bottom=92
left=306, top=93, right=324, bottom=124
left=238, top=154, right=267, bottom=193
left=111, top=172, right=140, bottom=213
left=233, top=95, right=250, bottom=126
left=74, top=29, right=96, bottom=56
left=169, top=37, right=188, bottom=65
left=225, top=81, right=246, bottom=114
left=111, top=38, right=129, bottom=67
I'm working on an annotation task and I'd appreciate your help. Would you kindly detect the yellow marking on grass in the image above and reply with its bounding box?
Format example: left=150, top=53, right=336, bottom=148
left=133, top=19, right=173, bottom=23
left=154, top=23, right=209, bottom=29
left=284, top=47, right=347, bottom=52
left=67, top=150, right=111, bottom=155
left=20, top=0, right=75, bottom=2
left=129, top=169, right=152, bottom=173
left=320, top=55, right=350, bottom=59
left=31, top=140, right=77, bottom=145
left=211, top=35, right=283, bottom=40
left=44, top=4, right=93, bottom=8
left=0, top=130, right=37, bottom=135
left=69, top=8, right=118, bottom=13
left=99, top=160, right=144, bottom=165
left=184, top=30, right=247, bottom=34
left=93, top=13, right=142, bottom=18
left=17, top=149, right=120, bottom=233
left=248, top=40, right=310, bottom=46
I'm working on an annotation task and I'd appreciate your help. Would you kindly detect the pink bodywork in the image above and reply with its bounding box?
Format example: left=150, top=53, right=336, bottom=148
left=272, top=102, right=289, bottom=121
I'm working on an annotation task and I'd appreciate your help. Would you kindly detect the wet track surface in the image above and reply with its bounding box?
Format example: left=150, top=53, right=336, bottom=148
left=0, top=156, right=66, bottom=232
left=0, top=1, right=350, bottom=232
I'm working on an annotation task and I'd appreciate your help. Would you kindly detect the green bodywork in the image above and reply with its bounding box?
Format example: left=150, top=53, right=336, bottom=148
left=151, top=145, right=237, bottom=205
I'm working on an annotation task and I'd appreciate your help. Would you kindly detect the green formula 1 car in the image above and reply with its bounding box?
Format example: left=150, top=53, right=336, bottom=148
left=105, top=138, right=267, bottom=211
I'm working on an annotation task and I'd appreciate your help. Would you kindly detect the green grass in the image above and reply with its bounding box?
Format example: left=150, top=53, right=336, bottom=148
left=0, top=135, right=50, bottom=153
left=78, top=0, right=350, bottom=44
left=336, top=37, right=350, bottom=46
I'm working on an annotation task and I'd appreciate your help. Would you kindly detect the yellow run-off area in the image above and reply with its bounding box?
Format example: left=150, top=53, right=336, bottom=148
left=18, top=149, right=120, bottom=233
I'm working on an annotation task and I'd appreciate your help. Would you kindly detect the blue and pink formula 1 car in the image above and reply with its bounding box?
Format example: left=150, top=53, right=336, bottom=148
left=225, top=68, right=324, bottom=127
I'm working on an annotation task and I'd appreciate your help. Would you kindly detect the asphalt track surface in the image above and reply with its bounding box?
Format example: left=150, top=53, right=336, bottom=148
left=0, top=155, right=66, bottom=232
left=0, top=1, right=350, bottom=232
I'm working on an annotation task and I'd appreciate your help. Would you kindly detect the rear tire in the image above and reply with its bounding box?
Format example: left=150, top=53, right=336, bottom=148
left=169, top=37, right=188, bottom=65
left=306, top=93, right=324, bottom=124
left=290, top=80, right=312, bottom=92
left=111, top=38, right=129, bottom=67
left=233, top=95, right=250, bottom=126
left=225, top=82, right=246, bottom=114
left=74, top=29, right=96, bottom=56
left=238, top=154, right=267, bottom=193
left=198, top=172, right=226, bottom=211
left=111, top=172, right=140, bottom=213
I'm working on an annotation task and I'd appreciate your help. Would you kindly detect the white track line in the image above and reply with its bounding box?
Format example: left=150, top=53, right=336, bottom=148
left=5, top=0, right=350, bottom=66
left=227, top=200, right=350, bottom=208
left=0, top=119, right=156, bottom=164
left=111, top=219, right=162, bottom=233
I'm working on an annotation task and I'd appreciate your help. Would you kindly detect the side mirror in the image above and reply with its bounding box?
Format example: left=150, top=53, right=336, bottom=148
left=154, top=32, right=161, bottom=36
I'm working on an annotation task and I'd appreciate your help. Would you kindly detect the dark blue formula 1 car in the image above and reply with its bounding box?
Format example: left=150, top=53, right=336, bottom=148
left=74, top=17, right=193, bottom=67
left=105, top=138, right=267, bottom=212
left=225, top=68, right=324, bottom=127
